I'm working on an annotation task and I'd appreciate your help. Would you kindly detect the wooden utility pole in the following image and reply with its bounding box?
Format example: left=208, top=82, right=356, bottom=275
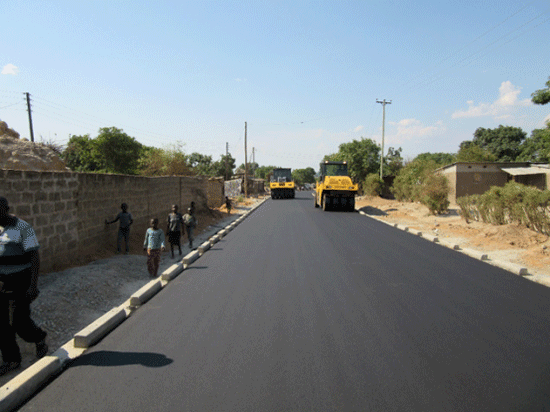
left=25, top=92, right=35, bottom=142
left=376, top=99, right=391, bottom=179
left=244, top=122, right=248, bottom=198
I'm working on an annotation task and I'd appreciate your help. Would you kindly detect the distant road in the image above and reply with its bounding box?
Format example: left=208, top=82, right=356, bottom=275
left=20, top=191, right=550, bottom=411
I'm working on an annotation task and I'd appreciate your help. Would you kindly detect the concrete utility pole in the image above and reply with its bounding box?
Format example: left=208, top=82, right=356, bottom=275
left=376, top=99, right=391, bottom=179
left=25, top=92, right=35, bottom=142
left=244, top=122, right=248, bottom=198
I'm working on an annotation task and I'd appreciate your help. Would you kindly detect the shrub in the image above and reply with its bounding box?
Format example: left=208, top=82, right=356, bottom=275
left=457, top=182, right=550, bottom=235
left=363, top=173, right=383, bottom=196
left=391, top=159, right=439, bottom=202
left=418, top=173, right=450, bottom=215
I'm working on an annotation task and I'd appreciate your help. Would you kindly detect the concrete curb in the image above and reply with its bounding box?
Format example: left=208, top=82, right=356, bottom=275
left=461, top=248, right=489, bottom=261
left=74, top=306, right=128, bottom=348
left=0, top=197, right=269, bottom=411
left=487, top=260, right=529, bottom=276
left=197, top=241, right=211, bottom=256
left=161, top=263, right=184, bottom=281
left=182, top=250, right=200, bottom=268
left=360, top=211, right=531, bottom=278
left=129, top=280, right=163, bottom=308
left=0, top=356, right=64, bottom=412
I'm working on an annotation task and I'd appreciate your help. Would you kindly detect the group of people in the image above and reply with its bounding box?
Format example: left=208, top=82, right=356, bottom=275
left=106, top=202, right=198, bottom=278
left=0, top=196, right=200, bottom=378
left=0, top=194, right=235, bottom=377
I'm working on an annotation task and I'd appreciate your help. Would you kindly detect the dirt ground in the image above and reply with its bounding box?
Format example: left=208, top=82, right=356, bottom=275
left=355, top=196, right=550, bottom=278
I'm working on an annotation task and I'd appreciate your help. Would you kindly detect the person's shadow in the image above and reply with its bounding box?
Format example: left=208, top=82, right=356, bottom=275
left=70, top=351, right=173, bottom=368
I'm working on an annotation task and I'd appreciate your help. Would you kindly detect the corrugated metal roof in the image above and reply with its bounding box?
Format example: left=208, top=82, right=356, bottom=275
left=500, top=167, right=549, bottom=176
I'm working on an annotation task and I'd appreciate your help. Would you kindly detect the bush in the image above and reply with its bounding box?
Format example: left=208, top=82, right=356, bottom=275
left=391, top=159, right=439, bottom=202
left=363, top=173, right=383, bottom=196
left=419, top=173, right=450, bottom=215
left=390, top=159, right=449, bottom=214
left=457, top=182, right=550, bottom=235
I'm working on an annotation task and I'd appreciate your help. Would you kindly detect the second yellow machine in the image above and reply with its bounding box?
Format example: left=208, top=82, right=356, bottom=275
left=270, top=168, right=295, bottom=199
left=314, top=161, right=358, bottom=211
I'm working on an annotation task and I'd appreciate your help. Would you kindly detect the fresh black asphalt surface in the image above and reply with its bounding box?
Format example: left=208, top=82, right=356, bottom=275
left=19, top=191, right=550, bottom=411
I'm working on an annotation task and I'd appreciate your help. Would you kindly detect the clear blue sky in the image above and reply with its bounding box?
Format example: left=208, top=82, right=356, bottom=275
left=1, top=0, right=549, bottom=171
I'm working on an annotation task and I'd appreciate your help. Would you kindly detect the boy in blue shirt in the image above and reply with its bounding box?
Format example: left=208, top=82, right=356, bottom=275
left=143, top=218, right=165, bottom=278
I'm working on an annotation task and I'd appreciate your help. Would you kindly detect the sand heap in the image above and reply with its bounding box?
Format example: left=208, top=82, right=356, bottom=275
left=0, top=120, right=68, bottom=171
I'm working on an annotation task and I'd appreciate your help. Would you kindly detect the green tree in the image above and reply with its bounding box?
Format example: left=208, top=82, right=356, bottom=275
left=517, top=122, right=550, bottom=162
left=92, top=127, right=144, bottom=174
left=391, top=158, right=440, bottom=202
left=138, top=142, right=191, bottom=176
left=255, top=165, right=279, bottom=180
left=413, top=152, right=455, bottom=166
left=292, top=167, right=316, bottom=185
left=61, top=134, right=100, bottom=172
left=238, top=162, right=259, bottom=176
left=324, top=138, right=380, bottom=182
left=384, top=147, right=404, bottom=176
left=472, top=125, right=526, bottom=161
left=188, top=152, right=214, bottom=176
left=212, top=154, right=236, bottom=179
left=455, top=141, right=497, bottom=162
left=532, top=76, right=550, bottom=105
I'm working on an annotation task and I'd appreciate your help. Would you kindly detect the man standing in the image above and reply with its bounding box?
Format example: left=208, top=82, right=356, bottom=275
left=0, top=196, right=48, bottom=376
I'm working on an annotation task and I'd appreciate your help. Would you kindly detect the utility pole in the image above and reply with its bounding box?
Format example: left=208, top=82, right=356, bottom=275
left=376, top=99, right=391, bottom=179
left=25, top=92, right=35, bottom=142
left=225, top=142, right=229, bottom=180
left=244, top=122, right=248, bottom=198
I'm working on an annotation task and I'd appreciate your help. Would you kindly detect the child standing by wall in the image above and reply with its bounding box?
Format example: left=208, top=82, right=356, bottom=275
left=166, top=204, right=184, bottom=259
left=105, top=202, right=133, bottom=254
left=143, top=218, right=165, bottom=278
left=225, top=196, right=232, bottom=215
left=182, top=208, right=198, bottom=250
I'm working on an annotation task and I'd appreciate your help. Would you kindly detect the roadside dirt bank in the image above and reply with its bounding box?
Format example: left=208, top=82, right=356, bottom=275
left=355, top=195, right=550, bottom=280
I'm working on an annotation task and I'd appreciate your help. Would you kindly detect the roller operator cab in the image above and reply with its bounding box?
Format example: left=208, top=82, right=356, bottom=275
left=270, top=168, right=295, bottom=199
left=314, top=161, right=358, bottom=211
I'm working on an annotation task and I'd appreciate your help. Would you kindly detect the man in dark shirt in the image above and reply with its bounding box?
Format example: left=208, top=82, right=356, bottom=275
left=0, top=196, right=48, bottom=376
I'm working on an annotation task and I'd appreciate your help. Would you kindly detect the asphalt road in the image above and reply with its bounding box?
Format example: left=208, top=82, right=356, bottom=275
left=19, top=191, right=550, bottom=411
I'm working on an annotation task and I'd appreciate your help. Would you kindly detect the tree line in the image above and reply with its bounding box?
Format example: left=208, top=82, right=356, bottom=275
left=61, top=127, right=236, bottom=178
left=58, top=76, right=549, bottom=189
left=59, top=127, right=317, bottom=185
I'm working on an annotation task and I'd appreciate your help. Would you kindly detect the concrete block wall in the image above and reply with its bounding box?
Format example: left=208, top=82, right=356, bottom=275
left=207, top=177, right=224, bottom=208
left=0, top=169, right=223, bottom=273
left=1, top=169, right=80, bottom=271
